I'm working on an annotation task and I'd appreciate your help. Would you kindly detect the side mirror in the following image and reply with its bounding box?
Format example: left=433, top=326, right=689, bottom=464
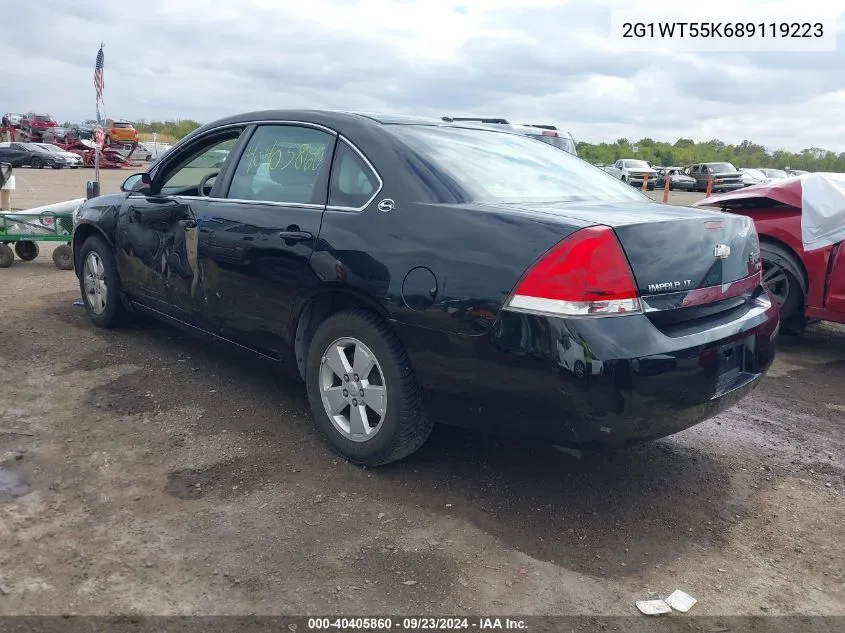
left=121, top=172, right=151, bottom=194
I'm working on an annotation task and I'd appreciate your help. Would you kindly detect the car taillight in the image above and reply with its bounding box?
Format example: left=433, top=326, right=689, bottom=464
left=506, top=225, right=642, bottom=317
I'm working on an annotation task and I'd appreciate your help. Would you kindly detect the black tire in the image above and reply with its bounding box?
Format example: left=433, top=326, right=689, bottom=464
left=574, top=360, right=587, bottom=380
left=52, top=244, right=74, bottom=270
left=14, top=241, right=39, bottom=261
left=51, top=165, right=62, bottom=169
left=0, top=243, right=14, bottom=268
left=30, top=156, right=43, bottom=169
left=305, top=308, right=433, bottom=466
left=760, top=243, right=805, bottom=334
left=77, top=235, right=127, bottom=328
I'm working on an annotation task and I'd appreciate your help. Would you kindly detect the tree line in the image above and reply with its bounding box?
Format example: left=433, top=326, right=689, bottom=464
left=576, top=138, right=845, bottom=172
left=78, top=119, right=845, bottom=172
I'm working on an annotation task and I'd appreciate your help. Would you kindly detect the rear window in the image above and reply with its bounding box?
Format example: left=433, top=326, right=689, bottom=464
left=112, top=122, right=133, bottom=128
left=389, top=125, right=649, bottom=203
left=532, top=134, right=577, bottom=156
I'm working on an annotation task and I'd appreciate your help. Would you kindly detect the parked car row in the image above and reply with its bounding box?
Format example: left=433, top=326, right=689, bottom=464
left=598, top=159, right=813, bottom=192
left=0, top=141, right=83, bottom=168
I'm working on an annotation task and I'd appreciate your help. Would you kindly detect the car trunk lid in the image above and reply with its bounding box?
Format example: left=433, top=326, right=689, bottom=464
left=494, top=200, right=763, bottom=324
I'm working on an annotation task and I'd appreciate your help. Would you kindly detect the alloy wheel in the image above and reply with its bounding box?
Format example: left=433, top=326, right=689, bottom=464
left=83, top=251, right=108, bottom=314
left=762, top=260, right=790, bottom=306
left=318, top=337, right=387, bottom=442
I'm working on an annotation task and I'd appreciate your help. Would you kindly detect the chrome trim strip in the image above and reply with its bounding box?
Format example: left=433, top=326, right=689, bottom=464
left=174, top=195, right=324, bottom=210
left=191, top=119, right=338, bottom=137
left=641, top=273, right=762, bottom=313
left=138, top=121, right=384, bottom=213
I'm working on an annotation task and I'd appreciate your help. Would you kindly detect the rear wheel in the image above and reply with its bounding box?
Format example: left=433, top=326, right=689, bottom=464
left=52, top=244, right=74, bottom=270
left=78, top=235, right=127, bottom=328
left=305, top=308, right=433, bottom=466
left=0, top=244, right=14, bottom=268
left=14, top=241, right=39, bottom=261
left=761, top=243, right=805, bottom=335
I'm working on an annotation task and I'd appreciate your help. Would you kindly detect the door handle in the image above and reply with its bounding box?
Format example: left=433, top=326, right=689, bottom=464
left=179, top=218, right=197, bottom=229
left=277, top=227, right=313, bottom=242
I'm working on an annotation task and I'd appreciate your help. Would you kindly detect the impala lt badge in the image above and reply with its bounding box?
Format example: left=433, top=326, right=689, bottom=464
left=714, top=244, right=731, bottom=259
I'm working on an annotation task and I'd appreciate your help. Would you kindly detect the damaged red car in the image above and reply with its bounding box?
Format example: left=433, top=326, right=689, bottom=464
left=697, top=174, right=845, bottom=334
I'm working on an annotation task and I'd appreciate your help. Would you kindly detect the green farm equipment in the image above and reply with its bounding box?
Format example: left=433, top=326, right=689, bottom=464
left=0, top=210, right=75, bottom=269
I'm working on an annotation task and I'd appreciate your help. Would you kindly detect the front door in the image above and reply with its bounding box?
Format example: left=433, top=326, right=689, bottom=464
left=192, top=123, right=337, bottom=359
left=114, top=128, right=247, bottom=321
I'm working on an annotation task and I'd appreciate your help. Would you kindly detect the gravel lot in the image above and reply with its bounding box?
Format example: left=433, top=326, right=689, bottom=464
left=1, top=168, right=843, bottom=617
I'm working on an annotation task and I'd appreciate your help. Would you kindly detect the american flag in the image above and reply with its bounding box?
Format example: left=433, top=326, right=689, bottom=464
left=94, top=44, right=104, bottom=102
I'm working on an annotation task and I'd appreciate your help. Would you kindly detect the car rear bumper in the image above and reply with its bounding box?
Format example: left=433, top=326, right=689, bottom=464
left=397, top=290, right=779, bottom=447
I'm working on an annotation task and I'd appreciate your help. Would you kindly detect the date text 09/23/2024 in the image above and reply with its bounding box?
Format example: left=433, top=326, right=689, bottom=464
left=306, top=617, right=528, bottom=630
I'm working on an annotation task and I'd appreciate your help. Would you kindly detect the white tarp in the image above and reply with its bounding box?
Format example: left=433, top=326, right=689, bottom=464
left=801, top=172, right=845, bottom=251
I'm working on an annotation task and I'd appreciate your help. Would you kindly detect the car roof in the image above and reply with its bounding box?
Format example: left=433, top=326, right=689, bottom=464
left=185, top=110, right=531, bottom=142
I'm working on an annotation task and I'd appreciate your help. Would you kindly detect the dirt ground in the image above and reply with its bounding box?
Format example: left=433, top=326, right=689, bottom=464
left=0, top=169, right=843, bottom=617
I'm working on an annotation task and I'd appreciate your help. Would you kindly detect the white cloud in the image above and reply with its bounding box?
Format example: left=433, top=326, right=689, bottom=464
left=1, top=0, right=843, bottom=152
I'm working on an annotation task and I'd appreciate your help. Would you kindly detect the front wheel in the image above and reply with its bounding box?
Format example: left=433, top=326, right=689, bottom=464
left=77, top=235, right=127, bottom=328
left=305, top=308, right=433, bottom=466
left=30, top=156, right=43, bottom=169
left=0, top=244, right=14, bottom=268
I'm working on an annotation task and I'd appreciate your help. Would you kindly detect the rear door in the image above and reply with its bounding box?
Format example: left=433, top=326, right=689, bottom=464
left=194, top=122, right=337, bottom=359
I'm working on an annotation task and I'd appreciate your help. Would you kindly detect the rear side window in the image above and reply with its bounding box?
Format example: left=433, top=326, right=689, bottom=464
left=328, top=141, right=379, bottom=209
left=228, top=125, right=333, bottom=205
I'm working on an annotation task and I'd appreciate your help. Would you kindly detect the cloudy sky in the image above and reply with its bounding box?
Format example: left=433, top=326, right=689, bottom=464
left=3, top=0, right=844, bottom=152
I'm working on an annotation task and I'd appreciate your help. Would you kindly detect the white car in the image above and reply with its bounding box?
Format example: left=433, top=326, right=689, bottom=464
left=759, top=168, right=789, bottom=180
left=613, top=159, right=658, bottom=188
left=738, top=167, right=771, bottom=187
left=139, top=141, right=172, bottom=162
left=33, top=143, right=83, bottom=168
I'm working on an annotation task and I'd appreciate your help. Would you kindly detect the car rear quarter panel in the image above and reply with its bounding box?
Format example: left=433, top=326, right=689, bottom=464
left=311, top=201, right=587, bottom=337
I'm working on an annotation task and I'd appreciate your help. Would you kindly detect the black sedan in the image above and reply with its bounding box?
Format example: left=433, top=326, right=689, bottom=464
left=71, top=110, right=780, bottom=466
left=0, top=141, right=77, bottom=169
left=654, top=167, right=696, bottom=190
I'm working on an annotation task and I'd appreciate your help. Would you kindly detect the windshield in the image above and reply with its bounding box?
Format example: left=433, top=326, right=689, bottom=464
left=39, top=144, right=63, bottom=152
left=742, top=168, right=766, bottom=179
left=708, top=162, right=738, bottom=173
left=763, top=169, right=788, bottom=178
left=389, top=125, right=650, bottom=203
left=624, top=160, right=650, bottom=169
left=35, top=115, right=52, bottom=122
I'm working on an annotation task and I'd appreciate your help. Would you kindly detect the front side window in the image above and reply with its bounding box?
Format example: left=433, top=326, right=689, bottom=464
left=328, top=141, right=378, bottom=209
left=228, top=125, right=333, bottom=205
left=389, top=125, right=648, bottom=203
left=158, top=133, right=241, bottom=196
